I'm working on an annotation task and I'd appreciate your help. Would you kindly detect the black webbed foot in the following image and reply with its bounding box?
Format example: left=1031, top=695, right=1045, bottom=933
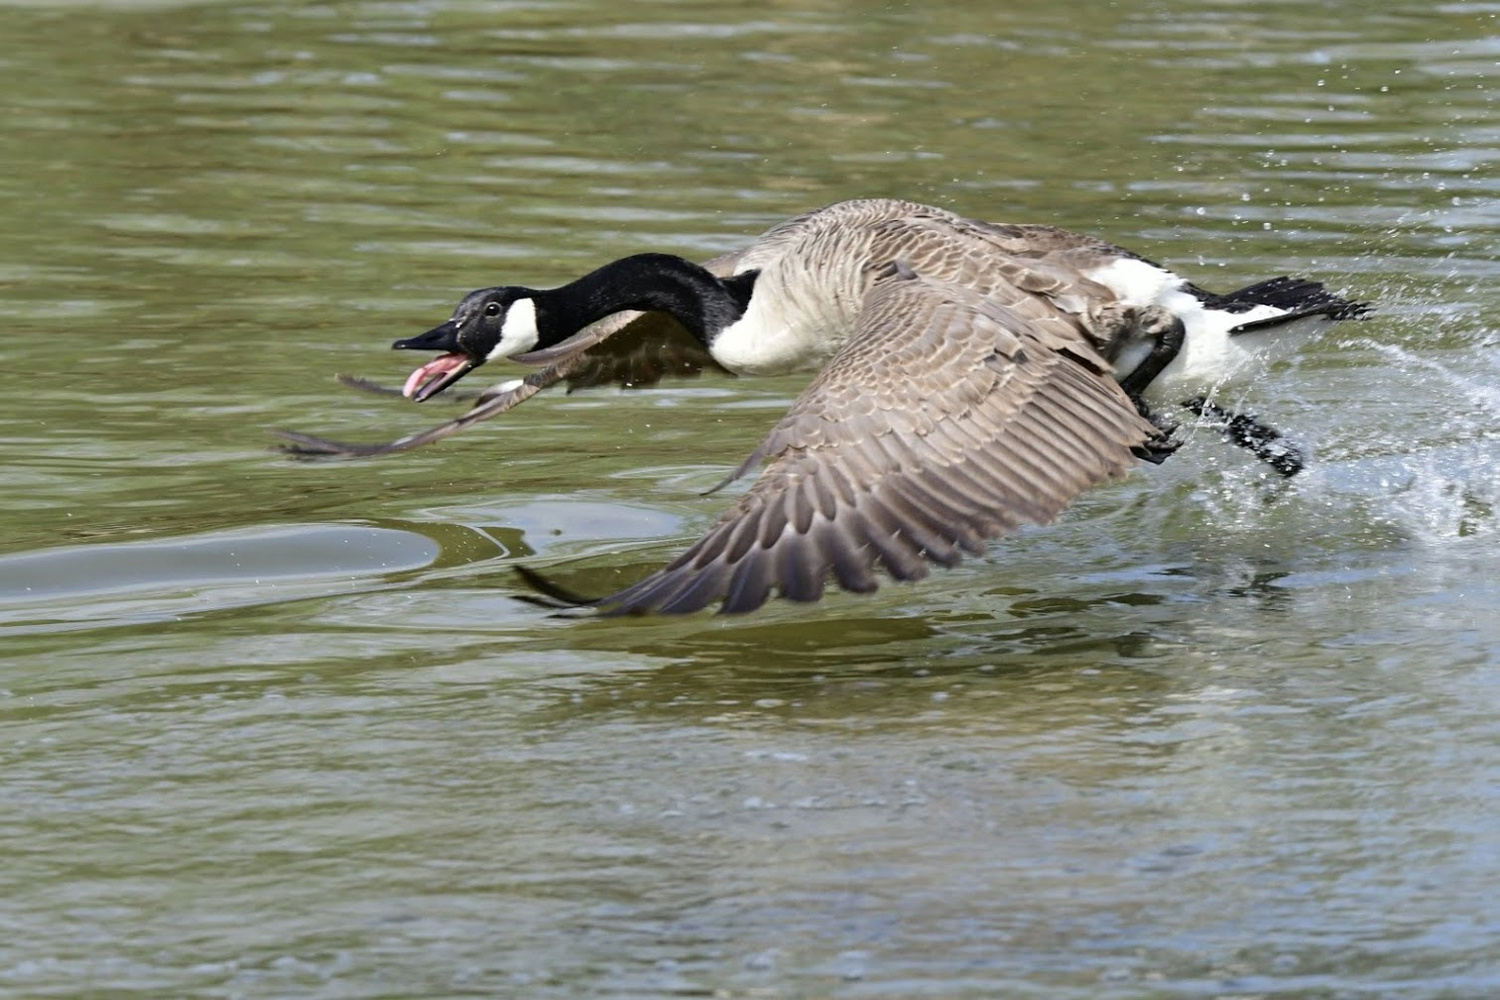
left=1182, top=396, right=1304, bottom=477
left=1129, top=396, right=1183, bottom=466
left=1132, top=434, right=1183, bottom=465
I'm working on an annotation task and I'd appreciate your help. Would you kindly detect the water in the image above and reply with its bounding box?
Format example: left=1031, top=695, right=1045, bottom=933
left=2, top=0, right=1497, bottom=996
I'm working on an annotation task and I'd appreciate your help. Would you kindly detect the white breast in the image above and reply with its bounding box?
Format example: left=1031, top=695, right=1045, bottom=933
left=708, top=265, right=852, bottom=376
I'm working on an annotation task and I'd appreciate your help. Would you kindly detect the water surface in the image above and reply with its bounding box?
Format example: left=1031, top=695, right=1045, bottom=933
left=1, top=0, right=1497, bottom=996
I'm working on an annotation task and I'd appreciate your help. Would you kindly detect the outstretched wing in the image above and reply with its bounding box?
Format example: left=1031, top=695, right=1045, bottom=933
left=272, top=366, right=560, bottom=457
left=272, top=251, right=745, bottom=457
left=571, top=266, right=1162, bottom=614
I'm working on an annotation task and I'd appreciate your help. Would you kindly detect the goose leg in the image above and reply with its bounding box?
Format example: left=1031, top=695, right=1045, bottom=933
left=1110, top=307, right=1304, bottom=477
left=1182, top=397, right=1304, bottom=477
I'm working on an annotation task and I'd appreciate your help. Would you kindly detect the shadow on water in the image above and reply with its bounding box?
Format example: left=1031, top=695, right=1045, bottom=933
left=0, top=517, right=527, bottom=634
left=508, top=610, right=1195, bottom=737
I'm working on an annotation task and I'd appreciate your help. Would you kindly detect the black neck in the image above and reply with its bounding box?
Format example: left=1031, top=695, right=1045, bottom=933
left=530, top=253, right=758, bottom=347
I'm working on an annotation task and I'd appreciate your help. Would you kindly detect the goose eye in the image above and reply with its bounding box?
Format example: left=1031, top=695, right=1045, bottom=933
left=484, top=302, right=502, bottom=317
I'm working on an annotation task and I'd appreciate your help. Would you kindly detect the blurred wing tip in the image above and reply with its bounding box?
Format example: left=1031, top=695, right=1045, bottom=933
left=512, top=564, right=604, bottom=610
left=336, top=371, right=486, bottom=403
left=268, top=428, right=356, bottom=458
left=267, top=427, right=408, bottom=458
left=335, top=373, right=401, bottom=396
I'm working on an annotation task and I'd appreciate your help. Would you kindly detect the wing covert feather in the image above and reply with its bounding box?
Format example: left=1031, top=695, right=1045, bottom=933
left=588, top=269, right=1162, bottom=614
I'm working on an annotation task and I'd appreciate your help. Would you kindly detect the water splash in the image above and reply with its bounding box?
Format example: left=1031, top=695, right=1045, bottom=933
left=1314, top=338, right=1500, bottom=544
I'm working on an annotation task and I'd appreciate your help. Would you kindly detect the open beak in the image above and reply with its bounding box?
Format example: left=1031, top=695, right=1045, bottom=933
left=393, top=321, right=479, bottom=401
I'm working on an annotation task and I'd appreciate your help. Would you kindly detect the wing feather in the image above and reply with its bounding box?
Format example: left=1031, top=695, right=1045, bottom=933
left=587, top=268, right=1162, bottom=614
left=272, top=367, right=558, bottom=457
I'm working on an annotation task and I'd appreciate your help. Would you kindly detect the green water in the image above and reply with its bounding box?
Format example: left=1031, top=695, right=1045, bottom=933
left=2, top=0, right=1497, bottom=996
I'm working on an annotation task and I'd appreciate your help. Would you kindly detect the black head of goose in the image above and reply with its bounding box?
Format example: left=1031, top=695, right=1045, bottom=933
left=276, top=199, right=1368, bottom=614
left=391, top=254, right=761, bottom=402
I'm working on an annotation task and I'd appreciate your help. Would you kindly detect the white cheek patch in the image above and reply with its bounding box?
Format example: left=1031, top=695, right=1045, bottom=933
left=489, top=297, right=539, bottom=360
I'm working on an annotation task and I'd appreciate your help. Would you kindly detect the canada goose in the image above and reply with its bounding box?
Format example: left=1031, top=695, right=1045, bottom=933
left=277, top=199, right=1366, bottom=614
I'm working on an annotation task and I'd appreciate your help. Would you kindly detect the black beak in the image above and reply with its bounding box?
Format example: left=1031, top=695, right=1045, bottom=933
left=392, top=320, right=481, bottom=401
left=393, top=320, right=461, bottom=352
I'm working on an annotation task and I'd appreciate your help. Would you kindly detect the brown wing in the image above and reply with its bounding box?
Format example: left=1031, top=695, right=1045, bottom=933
left=580, top=265, right=1162, bottom=615
left=273, top=251, right=746, bottom=456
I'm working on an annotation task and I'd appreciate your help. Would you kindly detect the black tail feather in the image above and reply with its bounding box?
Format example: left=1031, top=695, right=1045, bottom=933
left=1196, top=275, right=1370, bottom=334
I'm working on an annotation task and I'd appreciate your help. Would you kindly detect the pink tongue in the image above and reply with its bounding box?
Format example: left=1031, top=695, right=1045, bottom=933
left=402, top=352, right=469, bottom=398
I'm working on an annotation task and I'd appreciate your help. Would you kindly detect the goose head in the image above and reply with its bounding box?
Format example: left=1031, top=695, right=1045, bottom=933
left=393, top=254, right=759, bottom=402
left=394, top=286, right=540, bottom=400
